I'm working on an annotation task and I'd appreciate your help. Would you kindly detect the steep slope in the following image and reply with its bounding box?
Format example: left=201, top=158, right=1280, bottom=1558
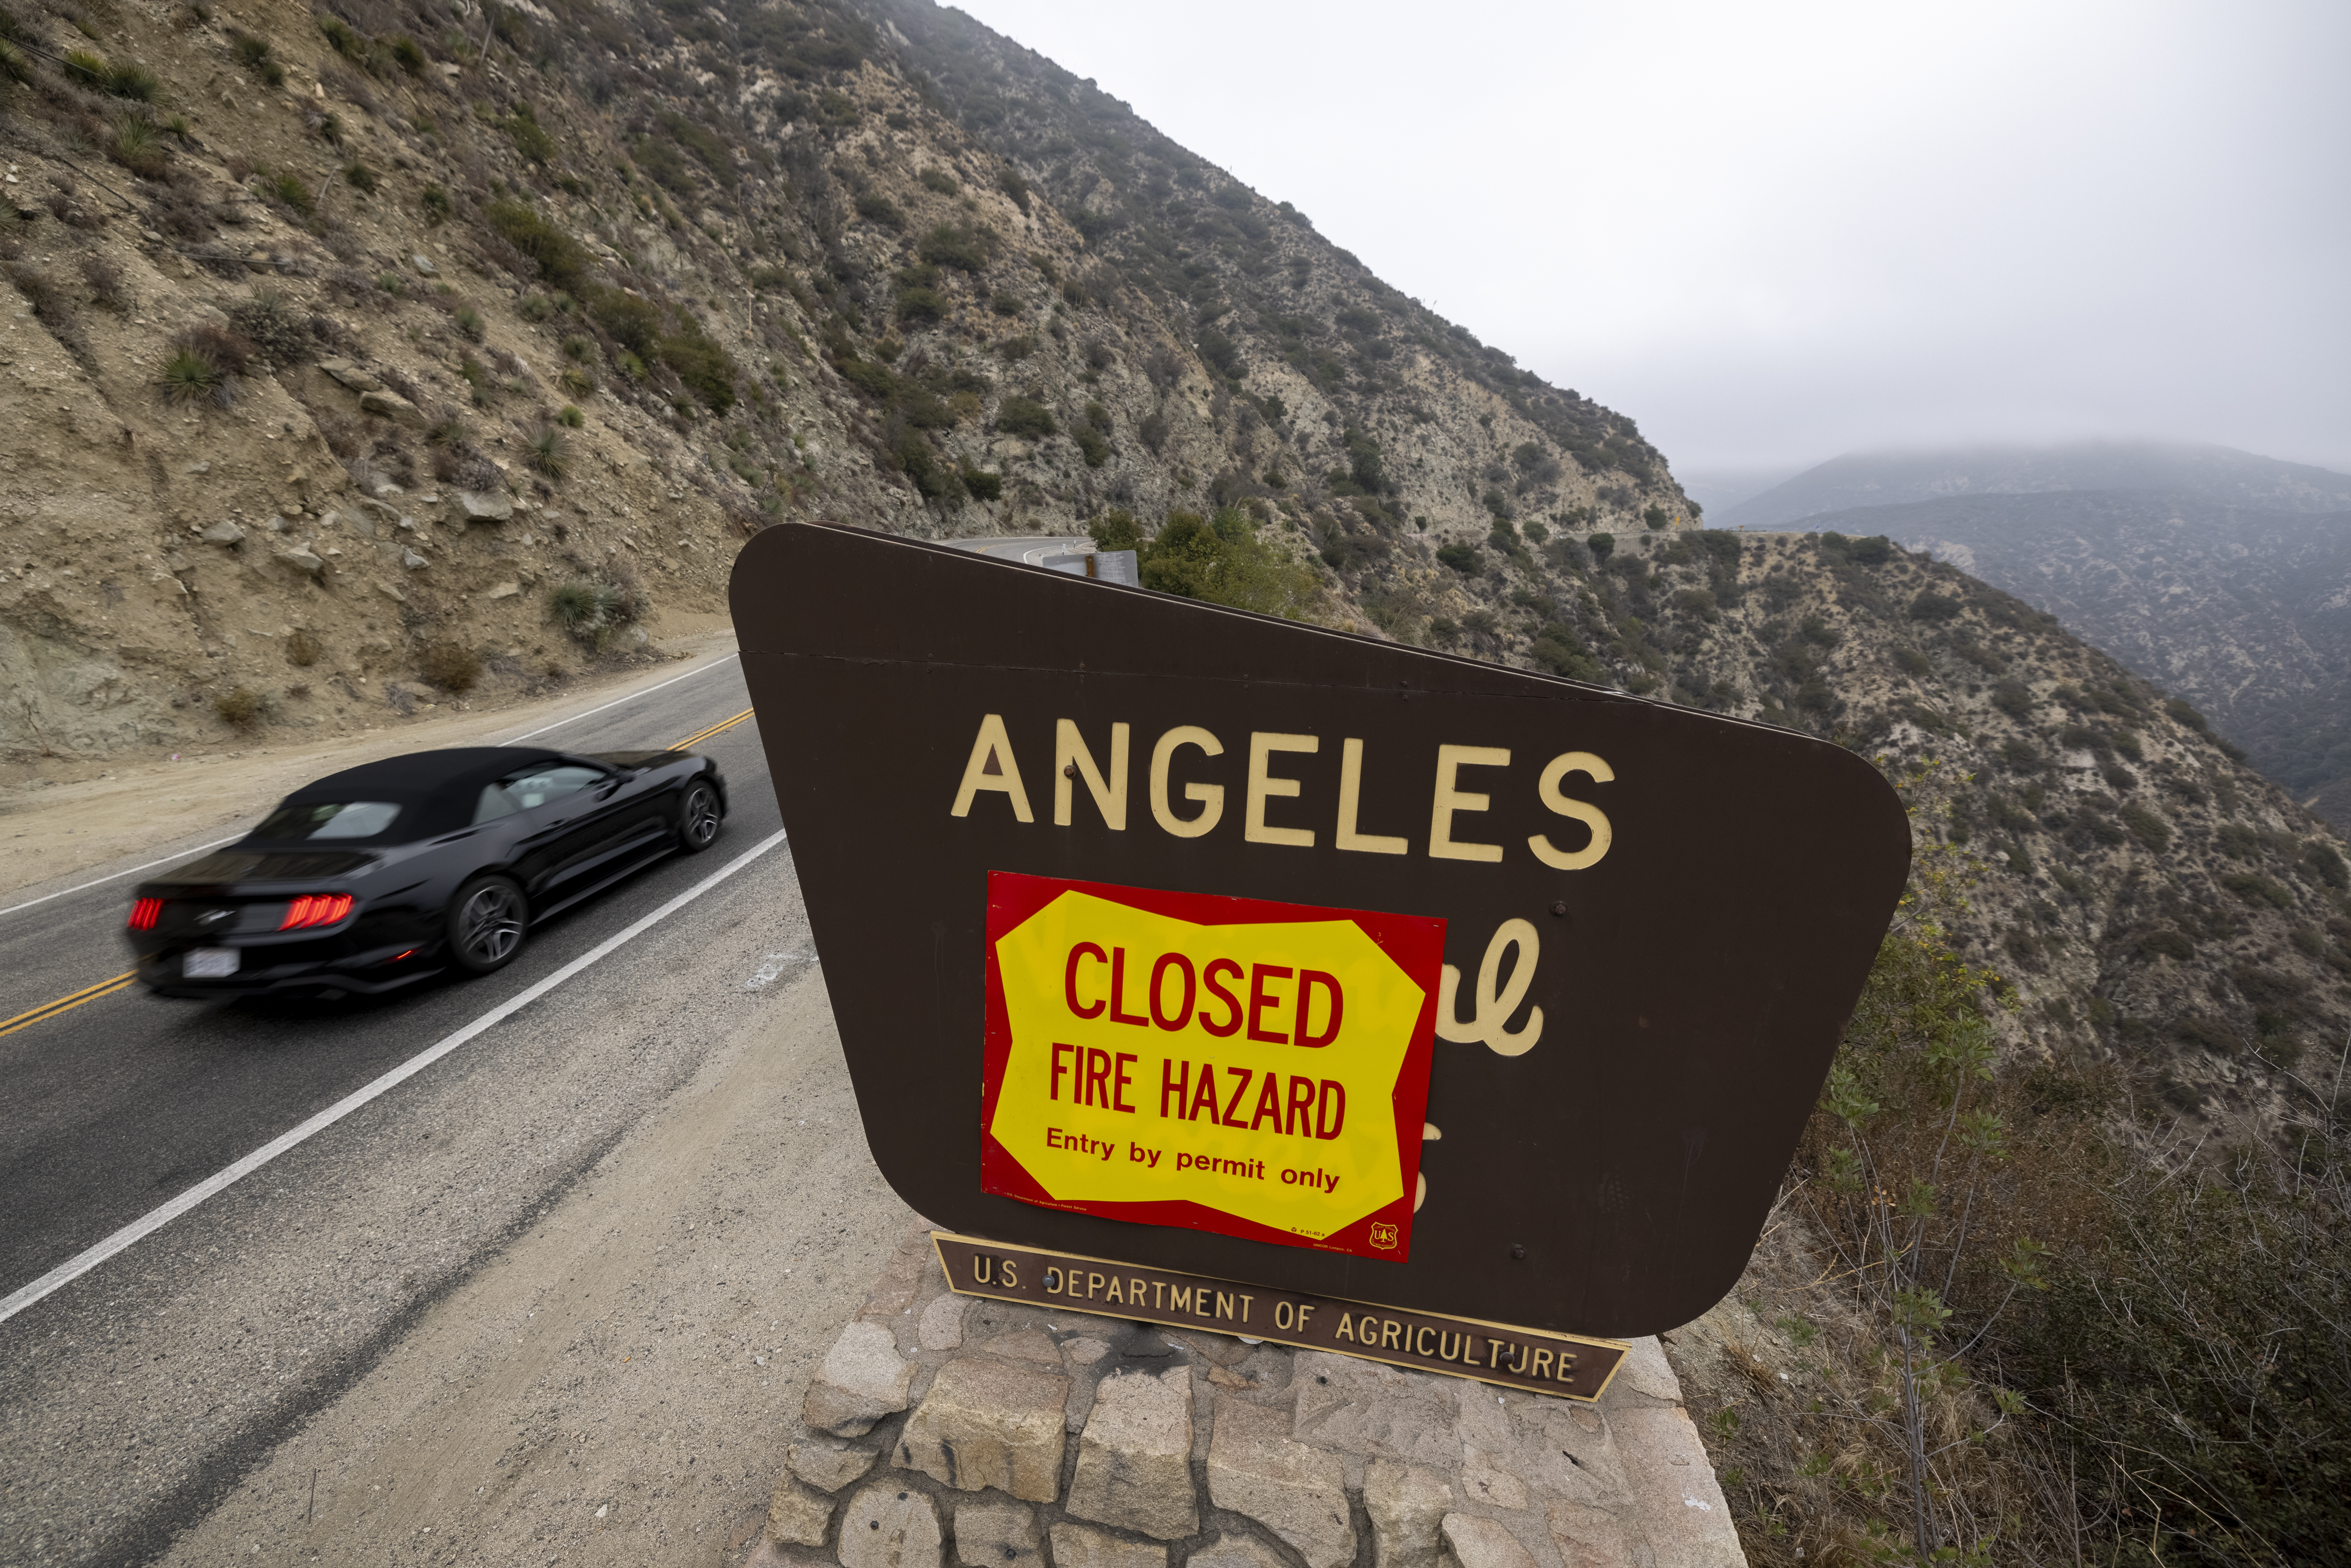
left=1495, top=524, right=2351, bottom=1138
left=0, top=0, right=1690, bottom=784
left=1786, top=491, right=2351, bottom=826
left=1717, top=439, right=2351, bottom=530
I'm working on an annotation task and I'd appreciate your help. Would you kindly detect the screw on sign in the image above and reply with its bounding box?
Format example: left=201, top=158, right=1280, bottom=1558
left=732, top=523, right=1909, bottom=1341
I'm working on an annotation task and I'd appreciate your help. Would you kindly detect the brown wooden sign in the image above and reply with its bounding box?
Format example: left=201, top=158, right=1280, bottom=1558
left=932, top=1232, right=1628, bottom=1402
left=731, top=522, right=1909, bottom=1338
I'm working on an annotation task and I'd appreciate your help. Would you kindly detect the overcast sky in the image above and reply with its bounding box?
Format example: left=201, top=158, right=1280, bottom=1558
left=948, top=0, right=2351, bottom=482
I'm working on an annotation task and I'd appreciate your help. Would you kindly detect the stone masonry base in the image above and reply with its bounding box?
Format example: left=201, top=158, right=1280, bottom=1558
left=747, top=1229, right=1746, bottom=1568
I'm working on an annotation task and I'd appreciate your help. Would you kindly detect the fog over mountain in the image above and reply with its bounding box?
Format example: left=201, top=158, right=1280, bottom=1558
left=1716, top=441, right=2351, bottom=531
left=1724, top=445, right=2351, bottom=825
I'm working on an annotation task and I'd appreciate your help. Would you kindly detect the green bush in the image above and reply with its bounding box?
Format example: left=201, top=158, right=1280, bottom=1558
left=590, top=290, right=663, bottom=355
left=2121, top=804, right=2171, bottom=851
left=1140, top=511, right=1320, bottom=621
left=486, top=201, right=592, bottom=296
left=960, top=463, right=1002, bottom=502
left=1435, top=543, right=1480, bottom=576
left=994, top=396, right=1055, bottom=439
left=1073, top=425, right=1109, bottom=467
left=422, top=184, right=451, bottom=223
left=557, top=404, right=584, bottom=429
left=453, top=305, right=485, bottom=340
left=1586, top=531, right=1615, bottom=561
left=659, top=324, right=737, bottom=414
left=390, top=33, right=425, bottom=73
left=896, top=286, right=948, bottom=324
left=856, top=192, right=905, bottom=229
left=918, top=167, right=959, bottom=195
left=504, top=105, right=555, bottom=165
left=919, top=222, right=994, bottom=273
left=1910, top=590, right=1963, bottom=622
left=1642, top=504, right=1670, bottom=529
left=2223, top=873, right=2292, bottom=909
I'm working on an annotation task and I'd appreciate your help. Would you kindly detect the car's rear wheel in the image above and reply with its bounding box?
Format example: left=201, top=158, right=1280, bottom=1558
left=448, top=875, right=527, bottom=975
left=678, top=780, right=722, bottom=853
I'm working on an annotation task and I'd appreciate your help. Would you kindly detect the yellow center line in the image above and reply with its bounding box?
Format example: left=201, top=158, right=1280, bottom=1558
left=669, top=707, right=755, bottom=751
left=6, top=710, right=764, bottom=1040
left=0, top=972, right=137, bottom=1038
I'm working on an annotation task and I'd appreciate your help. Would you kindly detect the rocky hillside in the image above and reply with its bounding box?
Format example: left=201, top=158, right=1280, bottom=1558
left=1793, top=490, right=2351, bottom=827
left=1715, top=439, right=2351, bottom=530
left=1481, top=523, right=2351, bottom=1138
left=3, top=0, right=2344, bottom=1127
left=0, top=0, right=1689, bottom=777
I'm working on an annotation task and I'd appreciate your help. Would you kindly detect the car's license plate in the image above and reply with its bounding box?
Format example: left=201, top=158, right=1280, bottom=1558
left=185, top=947, right=240, bottom=978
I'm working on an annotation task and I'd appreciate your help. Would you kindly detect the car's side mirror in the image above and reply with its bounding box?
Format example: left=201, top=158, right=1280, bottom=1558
left=594, top=778, right=622, bottom=799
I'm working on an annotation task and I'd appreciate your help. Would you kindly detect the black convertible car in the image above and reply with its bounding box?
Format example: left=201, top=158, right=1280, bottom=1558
left=125, top=746, right=726, bottom=998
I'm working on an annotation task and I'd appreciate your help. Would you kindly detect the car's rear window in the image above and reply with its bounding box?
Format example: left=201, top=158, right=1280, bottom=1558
left=255, top=801, right=404, bottom=840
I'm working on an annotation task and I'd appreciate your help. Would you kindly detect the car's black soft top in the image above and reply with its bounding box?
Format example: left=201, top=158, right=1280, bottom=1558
left=254, top=747, right=572, bottom=843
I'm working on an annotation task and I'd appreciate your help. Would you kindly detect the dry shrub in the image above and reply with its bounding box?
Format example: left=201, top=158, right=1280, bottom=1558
left=78, top=252, right=126, bottom=310
left=285, top=628, right=322, bottom=666
left=212, top=685, right=263, bottom=725
left=417, top=639, right=481, bottom=692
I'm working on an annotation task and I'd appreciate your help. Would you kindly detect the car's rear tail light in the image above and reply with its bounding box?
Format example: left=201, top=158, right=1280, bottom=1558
left=127, top=897, right=163, bottom=931
left=280, top=893, right=355, bottom=930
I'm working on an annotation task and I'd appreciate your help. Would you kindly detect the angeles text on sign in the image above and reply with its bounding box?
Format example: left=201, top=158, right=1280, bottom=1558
left=953, top=715, right=1608, bottom=1054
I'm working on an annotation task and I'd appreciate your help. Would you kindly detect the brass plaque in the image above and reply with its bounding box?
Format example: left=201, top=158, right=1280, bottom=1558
left=932, top=1230, right=1630, bottom=1403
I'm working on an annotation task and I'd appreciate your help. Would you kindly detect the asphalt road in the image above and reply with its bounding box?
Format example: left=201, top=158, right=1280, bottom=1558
left=0, top=658, right=921, bottom=1567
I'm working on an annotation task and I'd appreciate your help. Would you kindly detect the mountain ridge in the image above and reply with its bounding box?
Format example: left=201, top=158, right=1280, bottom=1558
left=1716, top=439, right=2351, bottom=530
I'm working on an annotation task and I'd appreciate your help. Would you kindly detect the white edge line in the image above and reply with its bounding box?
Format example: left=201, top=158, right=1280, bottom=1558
left=0, top=835, right=249, bottom=922
left=0, top=825, right=789, bottom=1326
left=501, top=651, right=740, bottom=744
left=0, top=653, right=743, bottom=922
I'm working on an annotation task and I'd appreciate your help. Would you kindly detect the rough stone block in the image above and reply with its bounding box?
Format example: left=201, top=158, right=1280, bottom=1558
left=952, top=1501, right=1041, bottom=1568
left=805, top=1321, right=916, bottom=1437
left=859, top=1229, right=936, bottom=1325
left=1606, top=1407, right=1741, bottom=1568
left=359, top=388, right=422, bottom=425
left=455, top=489, right=513, bottom=521
left=768, top=1476, right=835, bottom=1547
left=1509, top=1401, right=1632, bottom=1509
left=1049, top=1522, right=1166, bottom=1568
left=918, top=1292, right=967, bottom=1350
left=200, top=520, right=246, bottom=545
left=1460, top=1445, right=1528, bottom=1511
left=983, top=1328, right=1063, bottom=1363
left=894, top=1355, right=1069, bottom=1502
left=1206, top=1396, right=1357, bottom=1568
left=1065, top=1367, right=1199, bottom=1540
left=839, top=1484, right=943, bottom=1568
left=318, top=357, right=382, bottom=393
left=1438, top=1515, right=1540, bottom=1568
left=1612, top=1339, right=1681, bottom=1407
left=1545, top=1502, right=1639, bottom=1568
left=1291, top=1351, right=1460, bottom=1467
left=1363, top=1460, right=1453, bottom=1568
left=792, top=1438, right=880, bottom=1493
left=1183, top=1533, right=1287, bottom=1568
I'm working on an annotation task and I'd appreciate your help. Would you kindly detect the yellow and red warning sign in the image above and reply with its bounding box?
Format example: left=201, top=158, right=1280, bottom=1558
left=981, top=871, right=1444, bottom=1261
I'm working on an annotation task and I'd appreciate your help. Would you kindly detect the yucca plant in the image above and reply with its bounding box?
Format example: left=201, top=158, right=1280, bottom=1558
left=558, top=366, right=594, bottom=397
left=556, top=404, right=584, bottom=429
left=260, top=170, right=314, bottom=214
left=342, top=160, right=376, bottom=192
left=560, top=333, right=593, bottom=361
left=63, top=48, right=108, bottom=87
left=523, top=424, right=568, bottom=479
left=453, top=305, right=485, bottom=342
left=109, top=113, right=167, bottom=178
left=106, top=61, right=158, bottom=99
left=157, top=346, right=220, bottom=406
